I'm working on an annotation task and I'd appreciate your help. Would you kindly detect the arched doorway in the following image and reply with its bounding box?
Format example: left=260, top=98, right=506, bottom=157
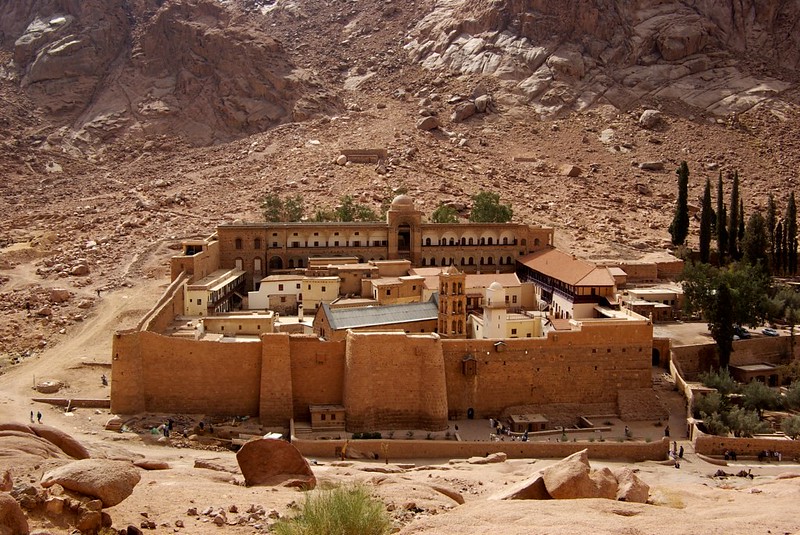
left=397, top=224, right=411, bottom=252
left=269, top=256, right=283, bottom=270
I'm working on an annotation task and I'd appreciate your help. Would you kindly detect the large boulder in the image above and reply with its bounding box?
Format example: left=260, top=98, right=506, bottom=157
left=41, top=459, right=140, bottom=507
left=451, top=102, right=476, bottom=122
left=0, top=492, right=29, bottom=535
left=542, top=449, right=622, bottom=500
left=235, top=439, right=316, bottom=488
left=589, top=467, right=618, bottom=500
left=542, top=449, right=597, bottom=499
left=614, top=467, right=650, bottom=503
left=490, top=474, right=552, bottom=501
left=30, top=424, right=91, bottom=460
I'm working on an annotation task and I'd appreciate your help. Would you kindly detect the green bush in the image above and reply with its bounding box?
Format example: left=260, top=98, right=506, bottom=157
left=698, top=369, right=740, bottom=396
left=781, top=415, right=800, bottom=438
left=272, top=485, right=392, bottom=535
left=693, top=391, right=725, bottom=418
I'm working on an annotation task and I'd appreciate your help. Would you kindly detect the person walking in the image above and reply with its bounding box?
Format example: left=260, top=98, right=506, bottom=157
left=37, top=411, right=42, bottom=423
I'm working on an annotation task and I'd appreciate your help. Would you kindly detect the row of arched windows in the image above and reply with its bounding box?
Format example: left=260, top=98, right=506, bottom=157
left=424, top=237, right=529, bottom=246
left=423, top=256, right=515, bottom=267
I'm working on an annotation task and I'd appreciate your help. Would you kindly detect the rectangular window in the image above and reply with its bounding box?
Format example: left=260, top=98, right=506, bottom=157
left=197, top=299, right=202, bottom=305
left=334, top=241, right=339, bottom=246
left=272, top=233, right=278, bottom=237
left=280, top=297, right=286, bottom=303
left=314, top=232, right=319, bottom=236
left=272, top=242, right=278, bottom=247
left=308, top=285, right=312, bottom=290
left=353, top=241, right=360, bottom=247
left=512, top=295, right=518, bottom=303
left=331, top=414, right=336, bottom=420
left=296, top=284, right=301, bottom=289
left=386, top=289, right=391, bottom=296
left=291, top=241, right=300, bottom=248
left=314, top=241, right=319, bottom=246
left=254, top=238, right=261, bottom=249
left=279, top=284, right=284, bottom=291
left=354, top=232, right=360, bottom=235
left=322, top=286, right=326, bottom=292
left=321, top=414, right=326, bottom=421
left=511, top=328, right=517, bottom=335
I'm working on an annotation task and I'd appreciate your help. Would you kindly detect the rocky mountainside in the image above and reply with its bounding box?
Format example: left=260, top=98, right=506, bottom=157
left=406, top=0, right=800, bottom=117
left=0, top=0, right=798, bottom=359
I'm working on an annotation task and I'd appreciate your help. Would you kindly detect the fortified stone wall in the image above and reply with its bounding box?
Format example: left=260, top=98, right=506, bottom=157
left=293, top=436, right=670, bottom=462
left=695, top=432, right=800, bottom=458
left=442, top=321, right=653, bottom=419
left=672, top=337, right=794, bottom=377
left=344, top=332, right=448, bottom=431
left=112, top=331, right=263, bottom=416
left=140, top=273, right=186, bottom=333
left=288, top=336, right=346, bottom=421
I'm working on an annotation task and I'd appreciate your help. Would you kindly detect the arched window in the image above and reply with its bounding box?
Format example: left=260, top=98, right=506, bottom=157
left=468, top=238, right=474, bottom=245
left=254, top=258, right=262, bottom=272
left=468, top=257, right=474, bottom=265
left=440, top=238, right=446, bottom=245
left=426, top=237, right=432, bottom=246
left=480, top=257, right=485, bottom=265
left=235, top=238, right=243, bottom=250
left=430, top=257, right=436, bottom=266
left=480, top=237, right=485, bottom=245
left=488, top=237, right=493, bottom=245
left=458, top=320, right=463, bottom=333
left=461, top=237, right=466, bottom=245
left=254, top=238, right=261, bottom=249
left=502, top=237, right=508, bottom=245
left=452, top=319, right=457, bottom=334
left=288, top=259, right=295, bottom=268
left=449, top=238, right=455, bottom=246
left=506, top=256, right=512, bottom=264
left=534, top=238, right=540, bottom=246
left=521, top=239, right=527, bottom=246
left=460, top=257, right=465, bottom=265
left=422, top=258, right=427, bottom=266
left=442, top=257, right=447, bottom=266
left=488, top=257, right=494, bottom=265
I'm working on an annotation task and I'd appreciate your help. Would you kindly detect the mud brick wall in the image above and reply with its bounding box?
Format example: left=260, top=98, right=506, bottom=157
left=344, top=332, right=448, bottom=431
left=442, top=321, right=653, bottom=419
left=288, top=336, right=346, bottom=421
left=260, top=333, right=294, bottom=426
left=695, top=432, right=800, bottom=458
left=294, top=437, right=670, bottom=462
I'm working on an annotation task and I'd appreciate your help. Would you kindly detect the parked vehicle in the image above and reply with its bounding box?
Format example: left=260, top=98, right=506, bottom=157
left=733, top=326, right=751, bottom=339
left=762, top=327, right=779, bottom=337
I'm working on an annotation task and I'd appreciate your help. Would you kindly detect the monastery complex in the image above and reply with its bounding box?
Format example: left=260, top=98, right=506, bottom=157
left=111, top=196, right=679, bottom=433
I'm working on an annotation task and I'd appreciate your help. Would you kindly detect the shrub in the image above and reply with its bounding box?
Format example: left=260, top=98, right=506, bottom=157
left=781, top=415, right=800, bottom=438
left=693, top=391, right=724, bottom=418
left=784, top=381, right=800, bottom=410
left=701, top=411, right=730, bottom=436
left=725, top=407, right=771, bottom=437
left=699, top=369, right=740, bottom=396
left=272, top=485, right=391, bottom=535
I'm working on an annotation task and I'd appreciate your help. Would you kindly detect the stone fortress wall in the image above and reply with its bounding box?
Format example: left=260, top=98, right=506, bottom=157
left=111, top=276, right=654, bottom=429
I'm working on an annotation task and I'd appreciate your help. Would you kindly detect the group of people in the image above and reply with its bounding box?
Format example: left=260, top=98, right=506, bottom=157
left=670, top=441, right=684, bottom=468
left=757, top=449, right=782, bottom=462
left=29, top=411, right=42, bottom=424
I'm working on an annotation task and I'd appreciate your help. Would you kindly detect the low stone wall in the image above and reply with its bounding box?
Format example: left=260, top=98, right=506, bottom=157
left=694, top=432, right=800, bottom=459
left=294, top=437, right=670, bottom=462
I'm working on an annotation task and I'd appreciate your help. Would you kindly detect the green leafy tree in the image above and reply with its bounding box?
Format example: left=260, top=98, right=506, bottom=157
left=669, top=161, right=690, bottom=246
left=333, top=196, right=380, bottom=222
left=716, top=172, right=728, bottom=265
left=787, top=192, right=798, bottom=274
left=699, top=178, right=713, bottom=263
left=469, top=191, right=513, bottom=223
left=702, top=411, right=730, bottom=436
left=262, top=193, right=284, bottom=222
left=698, top=369, right=739, bottom=396
left=284, top=195, right=305, bottom=222
left=431, top=204, right=459, bottom=223
left=680, top=262, right=771, bottom=334
left=770, top=285, right=800, bottom=358
left=741, top=212, right=770, bottom=270
left=725, top=406, right=771, bottom=438
left=783, top=381, right=800, bottom=411
left=741, top=380, right=781, bottom=419
left=782, top=415, right=800, bottom=438
left=261, top=193, right=304, bottom=222
left=693, top=391, right=725, bottom=418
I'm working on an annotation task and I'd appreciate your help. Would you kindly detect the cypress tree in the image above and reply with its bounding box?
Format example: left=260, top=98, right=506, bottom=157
left=728, top=171, right=739, bottom=259
left=699, top=178, right=713, bottom=263
left=777, top=221, right=784, bottom=273
left=784, top=219, right=791, bottom=274
left=767, top=194, right=777, bottom=269
left=738, top=199, right=745, bottom=249
left=788, top=192, right=798, bottom=275
left=742, top=212, right=770, bottom=270
left=669, top=161, right=690, bottom=246
left=716, top=172, right=728, bottom=265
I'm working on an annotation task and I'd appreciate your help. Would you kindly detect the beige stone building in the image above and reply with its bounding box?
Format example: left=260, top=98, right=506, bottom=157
left=200, top=195, right=553, bottom=290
